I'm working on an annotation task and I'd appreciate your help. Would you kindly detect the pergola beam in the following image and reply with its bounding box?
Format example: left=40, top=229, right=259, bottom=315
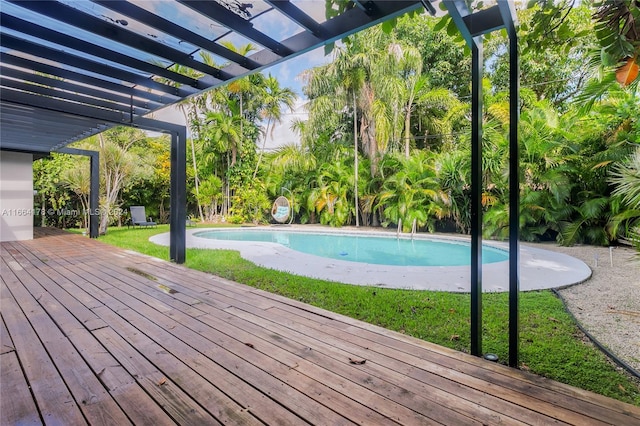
left=177, top=0, right=294, bottom=57
left=0, top=66, right=161, bottom=111
left=92, top=0, right=263, bottom=71
left=263, top=1, right=325, bottom=38
left=1, top=33, right=194, bottom=98
left=7, top=0, right=226, bottom=82
left=0, top=12, right=205, bottom=89
left=0, top=52, right=176, bottom=106
left=463, top=6, right=504, bottom=37
left=1, top=88, right=131, bottom=131
left=0, top=78, right=144, bottom=114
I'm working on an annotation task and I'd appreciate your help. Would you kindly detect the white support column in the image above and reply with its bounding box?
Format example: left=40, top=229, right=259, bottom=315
left=0, top=151, right=34, bottom=241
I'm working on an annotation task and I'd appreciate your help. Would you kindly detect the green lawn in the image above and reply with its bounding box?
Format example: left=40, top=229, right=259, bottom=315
left=85, top=224, right=640, bottom=405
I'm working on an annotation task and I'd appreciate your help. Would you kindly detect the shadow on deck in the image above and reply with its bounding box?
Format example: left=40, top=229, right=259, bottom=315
left=1, top=228, right=638, bottom=425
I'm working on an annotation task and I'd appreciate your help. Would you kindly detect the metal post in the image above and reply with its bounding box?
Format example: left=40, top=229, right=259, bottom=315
left=89, top=151, right=99, bottom=238
left=470, top=36, right=484, bottom=357
left=508, top=18, right=520, bottom=369
left=170, top=126, right=186, bottom=264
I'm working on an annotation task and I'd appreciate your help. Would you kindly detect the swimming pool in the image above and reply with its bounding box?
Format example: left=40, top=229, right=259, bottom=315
left=194, top=229, right=508, bottom=266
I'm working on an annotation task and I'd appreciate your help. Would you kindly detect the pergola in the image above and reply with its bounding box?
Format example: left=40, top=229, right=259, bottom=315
left=0, top=1, right=519, bottom=364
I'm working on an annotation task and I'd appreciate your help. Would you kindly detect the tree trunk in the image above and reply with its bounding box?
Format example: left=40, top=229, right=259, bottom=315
left=181, top=107, right=205, bottom=223
left=41, top=194, right=46, bottom=227
left=404, top=77, right=417, bottom=158
left=99, top=206, right=109, bottom=235
left=231, top=146, right=237, bottom=167
left=253, top=119, right=271, bottom=179
left=404, top=104, right=412, bottom=158
left=353, top=91, right=359, bottom=228
left=361, top=115, right=378, bottom=177
left=238, top=93, right=243, bottom=168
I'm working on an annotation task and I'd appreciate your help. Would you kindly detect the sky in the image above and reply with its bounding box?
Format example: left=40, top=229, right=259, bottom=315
left=152, top=45, right=331, bottom=149
left=152, top=1, right=336, bottom=150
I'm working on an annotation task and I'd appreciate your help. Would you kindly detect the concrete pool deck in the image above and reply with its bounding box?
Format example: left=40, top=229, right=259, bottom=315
left=150, top=226, right=592, bottom=292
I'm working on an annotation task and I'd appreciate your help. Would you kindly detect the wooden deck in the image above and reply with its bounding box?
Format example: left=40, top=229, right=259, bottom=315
left=1, top=229, right=639, bottom=425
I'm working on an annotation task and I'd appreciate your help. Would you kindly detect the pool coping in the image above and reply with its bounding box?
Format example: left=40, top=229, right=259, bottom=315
left=149, top=226, right=593, bottom=292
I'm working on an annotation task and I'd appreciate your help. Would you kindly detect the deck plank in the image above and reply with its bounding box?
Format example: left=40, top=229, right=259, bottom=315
left=258, top=304, right=622, bottom=425
left=0, top=256, right=132, bottom=426
left=4, top=243, right=181, bottom=425
left=255, top=287, right=640, bottom=421
left=0, top=351, right=42, bottom=425
left=93, top=261, right=437, bottom=425
left=1, top=229, right=639, bottom=426
left=92, top=288, right=358, bottom=425
left=6, top=242, right=107, bottom=330
left=9, top=241, right=265, bottom=425
left=198, top=308, right=529, bottom=425
left=84, top=261, right=410, bottom=425
left=92, top=258, right=498, bottom=424
left=93, top=305, right=311, bottom=425
left=99, top=246, right=636, bottom=424
left=225, top=305, right=586, bottom=426
left=0, top=311, right=15, bottom=354
left=83, top=257, right=443, bottom=424
left=0, top=263, right=87, bottom=425
left=92, top=324, right=228, bottom=425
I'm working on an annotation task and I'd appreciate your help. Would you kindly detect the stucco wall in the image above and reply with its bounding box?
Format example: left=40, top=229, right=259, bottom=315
left=0, top=151, right=34, bottom=242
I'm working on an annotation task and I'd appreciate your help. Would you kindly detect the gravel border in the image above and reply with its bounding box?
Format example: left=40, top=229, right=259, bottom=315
left=530, top=243, right=640, bottom=374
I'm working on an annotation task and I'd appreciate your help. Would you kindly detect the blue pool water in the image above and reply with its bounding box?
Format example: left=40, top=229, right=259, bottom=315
left=194, top=230, right=508, bottom=267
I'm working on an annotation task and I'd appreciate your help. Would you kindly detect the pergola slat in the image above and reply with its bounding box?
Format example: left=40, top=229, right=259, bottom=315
left=6, top=0, right=227, bottom=82
left=177, top=0, right=294, bottom=57
left=0, top=52, right=176, bottom=106
left=92, top=0, right=263, bottom=71
left=1, top=33, right=193, bottom=98
left=1, top=12, right=205, bottom=89
left=0, top=66, right=161, bottom=111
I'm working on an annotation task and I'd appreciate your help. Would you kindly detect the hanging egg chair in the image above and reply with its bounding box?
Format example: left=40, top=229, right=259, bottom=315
left=271, top=195, right=290, bottom=224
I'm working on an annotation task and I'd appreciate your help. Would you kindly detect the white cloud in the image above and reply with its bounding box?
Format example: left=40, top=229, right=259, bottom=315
left=147, top=104, right=185, bottom=126
left=147, top=99, right=307, bottom=150
left=260, top=98, right=308, bottom=150
left=252, top=7, right=302, bottom=41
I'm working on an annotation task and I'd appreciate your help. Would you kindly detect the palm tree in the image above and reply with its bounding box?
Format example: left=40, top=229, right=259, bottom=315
left=610, top=147, right=640, bottom=245
left=203, top=104, right=243, bottom=168
left=414, top=86, right=465, bottom=152
left=304, top=55, right=364, bottom=225
left=376, top=151, right=448, bottom=232
left=308, top=153, right=354, bottom=227
left=156, top=62, right=207, bottom=222
left=304, top=34, right=424, bottom=226
left=384, top=42, right=423, bottom=158
left=61, top=158, right=91, bottom=231
left=436, top=150, right=471, bottom=233
left=219, top=42, right=260, bottom=157
left=329, top=49, right=368, bottom=226
left=253, top=74, right=296, bottom=179
left=269, top=142, right=317, bottom=175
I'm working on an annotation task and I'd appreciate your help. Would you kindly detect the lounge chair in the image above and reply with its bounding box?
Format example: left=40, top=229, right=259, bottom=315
left=271, top=196, right=290, bottom=224
left=129, top=206, right=157, bottom=228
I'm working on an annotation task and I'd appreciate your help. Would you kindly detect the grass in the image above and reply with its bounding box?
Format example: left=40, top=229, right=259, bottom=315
left=84, top=224, right=640, bottom=405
